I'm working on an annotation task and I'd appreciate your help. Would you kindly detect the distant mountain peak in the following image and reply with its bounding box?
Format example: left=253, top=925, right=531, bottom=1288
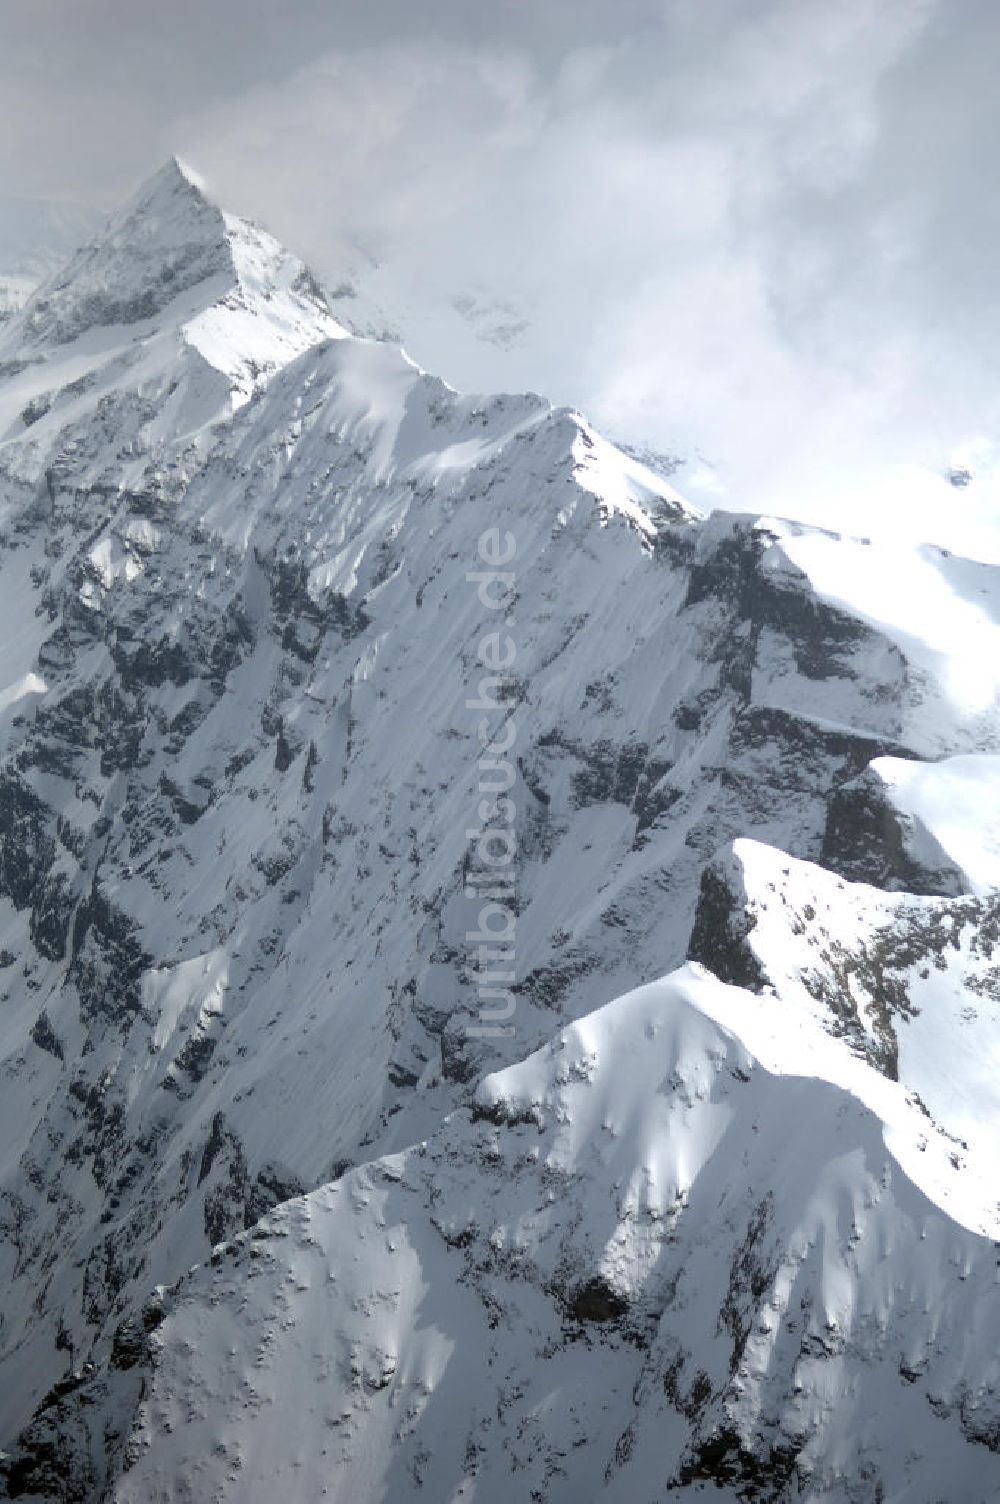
left=0, top=160, right=348, bottom=459
left=167, top=154, right=209, bottom=192
left=10, top=158, right=231, bottom=350
left=130, top=152, right=211, bottom=197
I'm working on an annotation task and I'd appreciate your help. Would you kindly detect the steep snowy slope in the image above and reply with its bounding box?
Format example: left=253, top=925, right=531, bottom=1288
left=0, top=165, right=999, bottom=1502
left=7, top=968, right=1000, bottom=1502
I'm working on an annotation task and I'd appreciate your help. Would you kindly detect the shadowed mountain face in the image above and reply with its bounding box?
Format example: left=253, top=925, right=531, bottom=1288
left=0, top=165, right=998, bottom=1503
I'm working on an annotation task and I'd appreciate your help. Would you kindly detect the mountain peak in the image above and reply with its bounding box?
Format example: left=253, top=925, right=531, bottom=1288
left=0, top=160, right=347, bottom=452
left=164, top=154, right=209, bottom=192
left=12, top=158, right=232, bottom=350
left=117, top=153, right=218, bottom=222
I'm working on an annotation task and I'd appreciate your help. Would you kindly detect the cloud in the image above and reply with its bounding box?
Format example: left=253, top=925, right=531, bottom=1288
left=5, top=0, right=1000, bottom=552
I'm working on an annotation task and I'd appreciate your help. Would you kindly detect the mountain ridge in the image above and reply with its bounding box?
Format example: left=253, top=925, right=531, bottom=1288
left=0, top=163, right=998, bottom=1501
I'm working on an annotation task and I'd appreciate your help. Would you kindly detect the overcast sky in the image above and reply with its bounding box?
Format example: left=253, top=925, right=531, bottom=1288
left=4, top=0, right=1000, bottom=552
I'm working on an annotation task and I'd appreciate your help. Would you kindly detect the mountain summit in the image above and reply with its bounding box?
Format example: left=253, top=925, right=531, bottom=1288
left=14, top=157, right=235, bottom=348
left=0, top=167, right=998, bottom=1502
left=0, top=160, right=346, bottom=474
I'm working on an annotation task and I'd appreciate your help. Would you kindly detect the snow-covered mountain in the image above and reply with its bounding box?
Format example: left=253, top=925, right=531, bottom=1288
left=0, top=163, right=998, bottom=1502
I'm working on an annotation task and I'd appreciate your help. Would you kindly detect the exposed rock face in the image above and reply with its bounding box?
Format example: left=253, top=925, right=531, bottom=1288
left=821, top=766, right=960, bottom=895
left=0, top=166, right=998, bottom=1501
